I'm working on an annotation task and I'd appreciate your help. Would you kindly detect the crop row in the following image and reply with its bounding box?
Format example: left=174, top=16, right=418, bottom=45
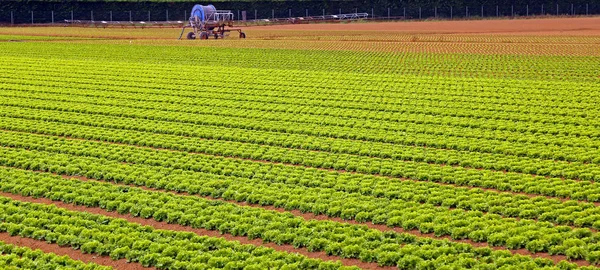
left=2, top=129, right=596, bottom=225
left=7, top=28, right=600, bottom=45
left=2, top=63, right=599, bottom=130
left=2, top=97, right=599, bottom=166
left=2, top=43, right=599, bottom=83
left=2, top=77, right=599, bottom=133
left=211, top=39, right=600, bottom=57
left=0, top=195, right=357, bottom=270
left=3, top=81, right=599, bottom=142
left=3, top=137, right=600, bottom=260
left=3, top=115, right=600, bottom=204
left=3, top=87, right=600, bottom=181
left=0, top=166, right=594, bottom=269
left=266, top=32, right=600, bottom=45
left=4, top=30, right=599, bottom=57
left=2, top=63, right=599, bottom=124
left=0, top=129, right=598, bottom=228
left=0, top=239, right=111, bottom=270
left=0, top=128, right=596, bottom=219
left=3, top=80, right=599, bottom=141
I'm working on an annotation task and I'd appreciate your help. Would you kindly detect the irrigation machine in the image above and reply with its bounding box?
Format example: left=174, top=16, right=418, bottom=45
left=179, top=4, right=246, bottom=40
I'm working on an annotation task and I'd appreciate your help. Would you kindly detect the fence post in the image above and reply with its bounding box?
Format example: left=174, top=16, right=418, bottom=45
left=496, top=5, right=499, bottom=16
left=403, top=7, right=406, bottom=19
left=466, top=6, right=469, bottom=17
left=322, top=9, right=325, bottom=17
left=542, top=4, right=544, bottom=15
left=388, top=7, right=390, bottom=19
left=184, top=10, right=186, bottom=20
left=130, top=11, right=132, bottom=22
left=371, top=7, right=374, bottom=18
left=272, top=9, right=274, bottom=19
left=289, top=9, right=291, bottom=18
left=165, top=10, right=168, bottom=21
left=31, top=11, right=33, bottom=24
left=148, top=11, right=150, bottom=21
left=435, top=7, right=437, bottom=18
left=511, top=5, right=514, bottom=16
left=306, top=9, right=308, bottom=17
left=556, top=4, right=559, bottom=15
left=451, top=6, right=453, bottom=19
left=339, top=8, right=341, bottom=14
left=51, top=11, right=54, bottom=24
left=71, top=10, right=73, bottom=21
left=237, top=10, right=240, bottom=21
left=526, top=5, right=529, bottom=16
left=255, top=9, right=257, bottom=20
left=11, top=11, right=13, bottom=25
left=481, top=5, right=483, bottom=17
left=110, top=11, right=113, bottom=22
left=586, top=4, right=588, bottom=15
left=91, top=11, right=94, bottom=21
left=571, top=3, right=574, bottom=15
left=419, top=7, right=421, bottom=19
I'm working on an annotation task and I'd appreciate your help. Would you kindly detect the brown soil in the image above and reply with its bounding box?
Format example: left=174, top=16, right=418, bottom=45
left=0, top=191, right=390, bottom=270
left=0, top=232, right=147, bottom=270
left=250, top=17, right=600, bottom=36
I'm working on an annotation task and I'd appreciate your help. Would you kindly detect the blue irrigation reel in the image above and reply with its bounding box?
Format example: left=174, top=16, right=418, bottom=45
left=179, top=4, right=246, bottom=40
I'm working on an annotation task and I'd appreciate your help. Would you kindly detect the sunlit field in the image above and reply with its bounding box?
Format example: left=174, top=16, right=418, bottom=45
left=0, top=16, right=599, bottom=270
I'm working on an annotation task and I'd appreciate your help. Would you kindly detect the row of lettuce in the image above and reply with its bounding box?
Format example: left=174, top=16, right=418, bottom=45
left=2, top=86, right=599, bottom=166
left=0, top=240, right=110, bottom=269
left=2, top=94, right=600, bottom=188
left=1, top=167, right=600, bottom=269
left=1, top=130, right=600, bottom=228
left=3, top=42, right=600, bottom=82
left=1, top=113, right=600, bottom=204
left=1, top=65, right=598, bottom=173
left=0, top=194, right=356, bottom=270
left=2, top=66, right=599, bottom=129
left=2, top=80, right=599, bottom=161
left=2, top=40, right=600, bottom=269
left=2, top=95, right=599, bottom=185
left=2, top=131, right=600, bottom=264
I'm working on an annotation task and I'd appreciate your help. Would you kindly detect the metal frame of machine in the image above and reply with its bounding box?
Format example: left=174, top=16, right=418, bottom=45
left=178, top=4, right=246, bottom=40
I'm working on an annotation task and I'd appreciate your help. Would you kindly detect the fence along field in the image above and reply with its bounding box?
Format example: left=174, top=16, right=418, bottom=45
left=0, top=17, right=600, bottom=269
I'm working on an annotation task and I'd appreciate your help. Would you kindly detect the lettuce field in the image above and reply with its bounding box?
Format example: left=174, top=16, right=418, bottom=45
left=0, top=17, right=599, bottom=269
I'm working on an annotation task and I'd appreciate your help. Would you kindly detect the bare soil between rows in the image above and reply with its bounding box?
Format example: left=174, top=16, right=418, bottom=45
left=0, top=232, right=147, bottom=270
left=249, top=17, right=600, bottom=36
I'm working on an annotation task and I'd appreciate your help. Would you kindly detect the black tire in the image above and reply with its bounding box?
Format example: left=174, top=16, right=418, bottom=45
left=214, top=34, right=219, bottom=39
left=239, top=32, right=246, bottom=39
left=186, top=32, right=196, bottom=40
left=200, top=32, right=209, bottom=40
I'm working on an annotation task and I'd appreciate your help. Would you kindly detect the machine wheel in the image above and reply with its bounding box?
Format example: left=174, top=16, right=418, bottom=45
left=186, top=32, right=196, bottom=40
left=199, top=32, right=209, bottom=40
left=239, top=32, right=246, bottom=39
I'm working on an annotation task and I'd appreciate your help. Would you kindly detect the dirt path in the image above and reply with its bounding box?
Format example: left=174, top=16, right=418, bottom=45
left=0, top=232, right=146, bottom=270
left=249, top=17, right=600, bottom=35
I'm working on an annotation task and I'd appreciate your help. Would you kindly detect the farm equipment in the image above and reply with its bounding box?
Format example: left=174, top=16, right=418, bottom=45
left=179, top=4, right=246, bottom=40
